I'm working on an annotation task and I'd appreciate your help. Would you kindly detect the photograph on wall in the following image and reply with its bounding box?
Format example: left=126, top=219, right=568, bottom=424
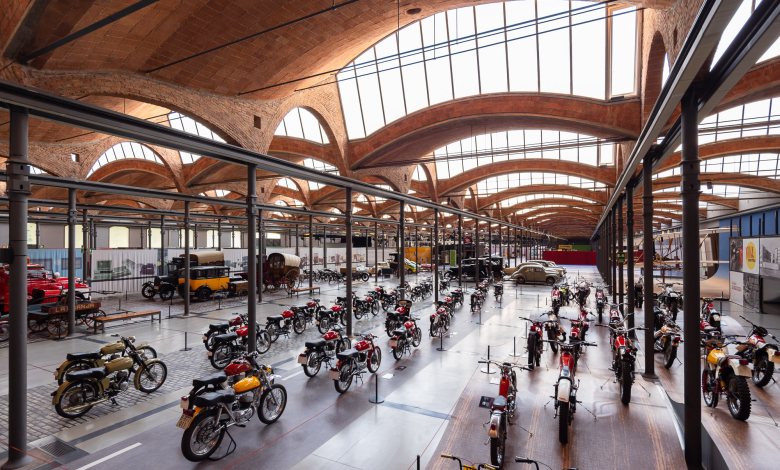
left=730, top=271, right=744, bottom=306
left=729, top=237, right=743, bottom=272
left=743, top=238, right=760, bottom=274
left=744, top=273, right=760, bottom=310
left=760, top=236, right=780, bottom=279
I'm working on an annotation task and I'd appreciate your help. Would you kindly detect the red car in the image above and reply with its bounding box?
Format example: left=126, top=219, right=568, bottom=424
left=0, top=264, right=89, bottom=313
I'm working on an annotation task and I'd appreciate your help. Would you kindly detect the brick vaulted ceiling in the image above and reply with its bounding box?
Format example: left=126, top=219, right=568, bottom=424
left=0, top=0, right=777, bottom=240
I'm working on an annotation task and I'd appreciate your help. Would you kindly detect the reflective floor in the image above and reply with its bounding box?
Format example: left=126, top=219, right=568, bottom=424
left=0, top=266, right=777, bottom=469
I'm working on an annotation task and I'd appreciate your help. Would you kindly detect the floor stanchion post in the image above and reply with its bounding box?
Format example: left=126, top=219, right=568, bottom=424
left=368, top=373, right=384, bottom=404
left=180, top=331, right=191, bottom=351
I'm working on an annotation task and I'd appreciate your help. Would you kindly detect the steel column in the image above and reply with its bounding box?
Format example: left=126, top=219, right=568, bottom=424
left=345, top=188, right=353, bottom=336
left=434, top=209, right=440, bottom=304
left=323, top=226, right=327, bottom=269
left=4, top=107, right=31, bottom=470
left=618, top=197, right=625, bottom=313
left=217, top=218, right=222, bottom=250
left=308, top=215, right=314, bottom=290
left=159, top=215, right=165, bottom=276
left=365, top=228, right=369, bottom=267
left=258, top=209, right=263, bottom=303
left=458, top=215, right=463, bottom=286
left=611, top=210, right=617, bottom=302
left=643, top=151, right=655, bottom=378
left=374, top=222, right=379, bottom=282
left=183, top=201, right=190, bottom=316
left=681, top=90, right=702, bottom=468
left=475, top=223, right=481, bottom=285
left=399, top=201, right=405, bottom=294
left=626, top=186, right=635, bottom=334
left=82, top=210, right=89, bottom=282
left=295, top=224, right=299, bottom=256
left=415, top=226, right=419, bottom=268
left=246, top=164, right=257, bottom=352
left=67, top=188, right=77, bottom=335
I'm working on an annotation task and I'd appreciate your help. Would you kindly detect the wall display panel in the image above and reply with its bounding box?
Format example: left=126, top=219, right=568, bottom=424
left=27, top=249, right=83, bottom=279
left=730, top=270, right=744, bottom=306
left=90, top=249, right=159, bottom=293
left=760, top=237, right=780, bottom=279
left=729, top=237, right=743, bottom=272
left=743, top=238, right=760, bottom=274
left=744, top=273, right=760, bottom=310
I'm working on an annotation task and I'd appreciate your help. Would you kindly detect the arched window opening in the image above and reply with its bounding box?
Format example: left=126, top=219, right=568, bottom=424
left=88, top=142, right=163, bottom=177
left=274, top=108, right=330, bottom=144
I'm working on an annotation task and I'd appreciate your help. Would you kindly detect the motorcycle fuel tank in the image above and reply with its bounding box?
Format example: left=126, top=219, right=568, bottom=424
left=232, top=375, right=260, bottom=394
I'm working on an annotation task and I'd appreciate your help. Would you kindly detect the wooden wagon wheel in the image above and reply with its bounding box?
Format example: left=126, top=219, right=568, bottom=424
left=82, top=309, right=106, bottom=329
left=28, top=317, right=47, bottom=333
left=47, top=317, right=68, bottom=339
left=284, top=270, right=298, bottom=294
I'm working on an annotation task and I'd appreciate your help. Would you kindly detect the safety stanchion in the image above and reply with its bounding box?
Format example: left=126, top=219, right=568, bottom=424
left=480, top=345, right=496, bottom=374
left=508, top=336, right=522, bottom=357
left=368, top=373, right=384, bottom=404
left=436, top=329, right=446, bottom=352
left=180, top=331, right=192, bottom=351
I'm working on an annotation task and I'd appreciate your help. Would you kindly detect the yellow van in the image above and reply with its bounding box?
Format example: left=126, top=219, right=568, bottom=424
left=178, top=266, right=230, bottom=301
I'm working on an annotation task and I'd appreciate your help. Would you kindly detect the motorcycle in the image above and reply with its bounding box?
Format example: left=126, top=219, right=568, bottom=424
left=657, top=283, right=682, bottom=321
left=53, top=336, right=167, bottom=418
left=569, top=307, right=593, bottom=341
left=470, top=289, right=485, bottom=313
left=266, top=308, right=306, bottom=342
left=202, top=314, right=246, bottom=352
left=374, top=286, right=398, bottom=311
left=298, top=325, right=352, bottom=377
left=559, top=282, right=571, bottom=306
left=385, top=305, right=411, bottom=336
left=541, top=310, right=566, bottom=354
left=430, top=306, right=452, bottom=338
left=54, top=337, right=157, bottom=385
left=550, top=285, right=562, bottom=315
left=494, top=283, right=503, bottom=303
left=653, top=312, right=682, bottom=369
left=600, top=324, right=646, bottom=404
left=177, top=352, right=286, bottom=461
left=439, top=278, right=451, bottom=294
left=316, top=307, right=343, bottom=333
left=330, top=333, right=382, bottom=393
left=389, top=316, right=422, bottom=360
left=700, top=297, right=721, bottom=331
left=440, top=454, right=499, bottom=470
left=736, top=315, right=780, bottom=387
left=547, top=338, right=596, bottom=444
left=701, top=335, right=752, bottom=421
left=478, top=360, right=529, bottom=467
left=594, top=285, right=607, bottom=322
left=520, top=316, right=545, bottom=369
left=634, top=278, right=643, bottom=309
left=449, top=288, right=464, bottom=308
left=209, top=324, right=272, bottom=369
left=574, top=279, right=590, bottom=307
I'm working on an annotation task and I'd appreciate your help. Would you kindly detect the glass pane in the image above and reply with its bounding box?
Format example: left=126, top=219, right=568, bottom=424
left=356, top=48, right=384, bottom=135
left=610, top=6, right=636, bottom=96
left=299, top=109, right=323, bottom=142
left=284, top=108, right=304, bottom=139
left=572, top=2, right=606, bottom=99
left=337, top=64, right=365, bottom=138
left=537, top=1, right=571, bottom=94
left=376, top=38, right=407, bottom=123
left=712, top=0, right=752, bottom=67
left=449, top=8, right=480, bottom=98
left=399, top=23, right=429, bottom=113
left=476, top=3, right=508, bottom=94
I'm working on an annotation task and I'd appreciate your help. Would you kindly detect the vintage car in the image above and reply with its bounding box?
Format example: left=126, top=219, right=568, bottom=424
left=0, top=264, right=89, bottom=313
left=528, top=259, right=567, bottom=276
left=444, top=258, right=490, bottom=280
left=143, top=251, right=225, bottom=301
left=178, top=266, right=231, bottom=301
left=510, top=264, right=562, bottom=285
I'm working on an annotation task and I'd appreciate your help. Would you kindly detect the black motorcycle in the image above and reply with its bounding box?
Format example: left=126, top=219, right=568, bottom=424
left=209, top=326, right=272, bottom=369
left=202, top=314, right=246, bottom=352
left=494, top=283, right=503, bottom=302
left=449, top=288, right=464, bottom=308
left=316, top=308, right=343, bottom=334
left=266, top=310, right=306, bottom=342
left=298, top=325, right=352, bottom=377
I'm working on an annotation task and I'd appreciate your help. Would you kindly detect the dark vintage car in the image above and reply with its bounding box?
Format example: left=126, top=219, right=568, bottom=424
left=444, top=258, right=490, bottom=280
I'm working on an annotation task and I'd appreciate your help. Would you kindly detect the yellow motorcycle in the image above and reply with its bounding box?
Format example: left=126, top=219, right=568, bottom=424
left=701, top=335, right=752, bottom=421
left=53, top=337, right=156, bottom=384
left=52, top=336, right=167, bottom=418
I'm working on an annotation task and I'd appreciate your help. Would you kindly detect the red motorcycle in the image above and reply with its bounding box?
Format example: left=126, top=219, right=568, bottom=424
left=430, top=306, right=452, bottom=338
left=599, top=323, right=646, bottom=404
left=298, top=325, right=352, bottom=377
left=389, top=317, right=422, bottom=360
left=520, top=316, right=544, bottom=369
left=209, top=323, right=272, bottom=368
left=736, top=315, right=780, bottom=387
left=202, top=314, right=245, bottom=352
left=330, top=333, right=382, bottom=393
left=594, top=285, right=607, bottom=322
left=570, top=307, right=593, bottom=341
left=550, top=286, right=562, bottom=315
left=266, top=308, right=306, bottom=343
left=546, top=338, right=597, bottom=444
left=478, top=360, right=529, bottom=468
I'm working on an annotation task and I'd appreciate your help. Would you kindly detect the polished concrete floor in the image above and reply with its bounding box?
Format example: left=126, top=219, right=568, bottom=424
left=0, top=267, right=778, bottom=469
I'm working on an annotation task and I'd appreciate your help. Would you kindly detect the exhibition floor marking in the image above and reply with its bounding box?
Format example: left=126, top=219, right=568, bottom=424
left=75, top=442, right=142, bottom=470
left=282, top=370, right=304, bottom=381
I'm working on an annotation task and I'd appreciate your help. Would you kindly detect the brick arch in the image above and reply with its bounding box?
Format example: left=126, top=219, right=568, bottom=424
left=501, top=199, right=601, bottom=215
left=87, top=159, right=181, bottom=191
left=720, top=58, right=780, bottom=111
left=437, top=161, right=614, bottom=196
left=349, top=94, right=640, bottom=169
left=80, top=137, right=180, bottom=180
left=267, top=137, right=345, bottom=174
left=658, top=135, right=780, bottom=172
left=642, top=31, right=667, bottom=123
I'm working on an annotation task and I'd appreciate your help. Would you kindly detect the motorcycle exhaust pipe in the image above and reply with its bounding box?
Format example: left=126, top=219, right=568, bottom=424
left=62, top=396, right=111, bottom=412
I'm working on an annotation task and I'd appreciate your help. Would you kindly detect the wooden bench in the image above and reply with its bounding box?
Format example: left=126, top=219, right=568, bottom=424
left=288, top=286, right=321, bottom=298
left=93, top=309, right=161, bottom=333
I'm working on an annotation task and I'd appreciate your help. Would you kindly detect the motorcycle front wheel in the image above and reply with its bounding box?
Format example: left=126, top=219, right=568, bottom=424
left=392, top=340, right=405, bottom=360
left=258, top=384, right=287, bottom=424
left=210, top=343, right=233, bottom=369
left=136, top=345, right=158, bottom=361
left=303, top=352, right=321, bottom=377
left=55, top=380, right=99, bottom=419
left=702, top=370, right=718, bottom=408
left=753, top=356, right=774, bottom=387
left=317, top=318, right=330, bottom=334
left=527, top=334, right=537, bottom=368
left=727, top=376, right=751, bottom=420
left=619, top=362, right=632, bottom=405
left=334, top=365, right=353, bottom=393
left=267, top=324, right=280, bottom=343
left=256, top=330, right=272, bottom=354
left=558, top=401, right=570, bottom=444
left=135, top=359, right=167, bottom=393
left=293, top=317, right=306, bottom=334
left=663, top=344, right=677, bottom=369
left=412, top=327, right=422, bottom=347
left=181, top=409, right=224, bottom=462
left=547, top=329, right=559, bottom=353
left=368, top=347, right=382, bottom=373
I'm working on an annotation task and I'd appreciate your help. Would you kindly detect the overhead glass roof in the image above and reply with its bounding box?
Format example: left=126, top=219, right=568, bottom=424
left=473, top=172, right=606, bottom=196
left=337, top=1, right=637, bottom=139
left=301, top=158, right=339, bottom=190
left=655, top=184, right=743, bottom=197
left=428, top=130, right=614, bottom=179
left=199, top=189, right=230, bottom=197
left=655, top=153, right=780, bottom=179
left=412, top=165, right=427, bottom=181
left=30, top=165, right=47, bottom=175
left=88, top=142, right=163, bottom=177
left=516, top=204, right=594, bottom=215
left=712, top=0, right=780, bottom=67
left=499, top=194, right=598, bottom=208
left=167, top=112, right=226, bottom=164
left=274, top=108, right=330, bottom=144
left=700, top=97, right=780, bottom=144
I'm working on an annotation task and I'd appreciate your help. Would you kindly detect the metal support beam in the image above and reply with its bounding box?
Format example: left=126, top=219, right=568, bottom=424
left=246, top=165, right=257, bottom=352
left=475, top=223, right=481, bottom=285
left=4, top=106, right=31, bottom=470
left=258, top=208, right=264, bottom=303
left=399, top=201, right=405, bottom=296
left=323, top=226, right=327, bottom=269
left=345, top=188, right=353, bottom=336
left=308, top=216, right=314, bottom=290
left=217, top=218, right=222, bottom=250
left=67, top=188, right=77, bottom=335
left=611, top=210, right=617, bottom=303
left=82, top=210, right=89, bottom=282
left=626, top=186, right=635, bottom=335
left=159, top=215, right=165, bottom=276
left=374, top=221, right=379, bottom=282
left=183, top=201, right=190, bottom=317
left=643, top=151, right=655, bottom=379
left=434, top=209, right=440, bottom=304
left=458, top=215, right=463, bottom=286
left=681, top=90, right=702, bottom=468
left=618, top=197, right=625, bottom=315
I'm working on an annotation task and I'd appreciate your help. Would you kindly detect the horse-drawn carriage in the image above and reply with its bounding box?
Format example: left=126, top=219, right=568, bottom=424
left=263, top=253, right=301, bottom=294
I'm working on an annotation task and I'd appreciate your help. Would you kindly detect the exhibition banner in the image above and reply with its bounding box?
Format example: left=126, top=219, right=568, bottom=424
left=730, top=271, right=744, bottom=306
left=760, top=236, right=780, bottom=279
left=743, top=238, right=760, bottom=274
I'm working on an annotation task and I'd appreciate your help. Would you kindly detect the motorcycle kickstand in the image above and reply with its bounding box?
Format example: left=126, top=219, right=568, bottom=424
left=208, top=427, right=237, bottom=461
left=110, top=397, right=119, bottom=406
left=576, top=400, right=598, bottom=421
left=634, top=379, right=652, bottom=397
left=598, top=377, right=613, bottom=390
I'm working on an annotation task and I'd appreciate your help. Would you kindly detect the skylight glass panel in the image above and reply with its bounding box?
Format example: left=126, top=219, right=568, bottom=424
left=277, top=178, right=298, bottom=190
left=475, top=172, right=604, bottom=196
left=476, top=2, right=508, bottom=94
left=88, top=142, right=163, bottom=177
left=375, top=37, right=406, bottom=123
left=30, top=165, right=47, bottom=175
left=572, top=1, right=606, bottom=99
left=505, top=0, right=538, bottom=92
left=199, top=189, right=230, bottom=198
left=302, top=157, right=339, bottom=174
left=537, top=1, right=571, bottom=94
left=412, top=165, right=427, bottom=181
left=449, top=8, right=480, bottom=98
left=662, top=53, right=670, bottom=85
left=399, top=22, right=428, bottom=113
left=422, top=13, right=454, bottom=106
left=712, top=0, right=753, bottom=67
left=167, top=112, right=225, bottom=164
left=338, top=63, right=366, bottom=138
left=356, top=48, right=385, bottom=135
left=610, top=6, right=636, bottom=96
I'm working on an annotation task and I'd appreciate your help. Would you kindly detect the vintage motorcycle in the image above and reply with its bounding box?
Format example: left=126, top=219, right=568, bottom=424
left=316, top=307, right=343, bottom=333
left=177, top=352, right=286, bottom=461
left=330, top=333, right=382, bottom=393
left=520, top=316, right=545, bottom=368
left=209, top=324, right=272, bottom=368
left=569, top=308, right=593, bottom=341
left=385, top=303, right=412, bottom=336
left=53, top=336, right=167, bottom=419
left=574, top=279, right=591, bottom=307
left=634, top=278, right=643, bottom=309
left=202, top=314, right=246, bottom=352
left=700, top=297, right=721, bottom=331
left=657, top=283, right=682, bottom=320
left=547, top=338, right=596, bottom=444
left=551, top=285, right=562, bottom=315
left=600, top=324, right=645, bottom=404
left=430, top=306, right=452, bottom=338
left=449, top=288, right=464, bottom=308
left=736, top=315, right=780, bottom=387
left=389, top=316, right=423, bottom=360
left=559, top=282, right=571, bottom=306
left=654, top=312, right=682, bottom=369
left=702, top=334, right=752, bottom=421
left=266, top=308, right=306, bottom=342
left=494, top=283, right=503, bottom=303
left=54, top=337, right=157, bottom=384
left=594, top=285, right=607, bottom=322
left=439, top=279, right=451, bottom=294
left=297, top=325, right=352, bottom=377
left=541, top=310, right=566, bottom=354
left=471, top=289, right=486, bottom=313
left=478, top=360, right=529, bottom=468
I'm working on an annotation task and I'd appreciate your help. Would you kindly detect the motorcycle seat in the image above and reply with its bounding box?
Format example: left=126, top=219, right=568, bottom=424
left=192, top=389, right=236, bottom=407
left=392, top=329, right=408, bottom=338
left=305, top=339, right=327, bottom=349
left=208, top=322, right=230, bottom=331
left=66, top=352, right=102, bottom=361
left=267, top=315, right=284, bottom=323
left=192, top=372, right=227, bottom=388
left=493, top=395, right=507, bottom=408
left=65, top=367, right=108, bottom=382
left=320, top=309, right=334, bottom=316
left=311, top=298, right=320, bottom=302
left=213, top=332, right=238, bottom=342
left=337, top=348, right=358, bottom=361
